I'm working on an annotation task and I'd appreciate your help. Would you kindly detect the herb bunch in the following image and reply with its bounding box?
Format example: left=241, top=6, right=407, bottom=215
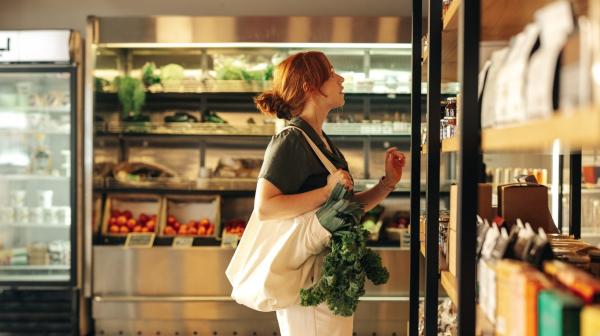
left=300, top=184, right=390, bottom=316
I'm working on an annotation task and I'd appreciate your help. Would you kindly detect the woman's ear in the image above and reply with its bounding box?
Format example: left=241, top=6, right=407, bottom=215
left=302, top=82, right=311, bottom=93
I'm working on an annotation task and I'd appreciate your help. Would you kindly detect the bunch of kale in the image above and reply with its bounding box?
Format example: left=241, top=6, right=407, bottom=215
left=300, top=184, right=390, bottom=316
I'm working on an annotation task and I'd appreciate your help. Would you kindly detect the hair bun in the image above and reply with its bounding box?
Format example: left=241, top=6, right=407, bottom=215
left=254, top=91, right=293, bottom=120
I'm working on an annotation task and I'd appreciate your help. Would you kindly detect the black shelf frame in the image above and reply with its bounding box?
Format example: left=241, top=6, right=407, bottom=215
left=408, top=1, right=585, bottom=335
left=408, top=0, right=423, bottom=334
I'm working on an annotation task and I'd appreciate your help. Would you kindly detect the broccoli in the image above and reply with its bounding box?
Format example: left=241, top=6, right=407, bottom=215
left=300, top=184, right=390, bottom=316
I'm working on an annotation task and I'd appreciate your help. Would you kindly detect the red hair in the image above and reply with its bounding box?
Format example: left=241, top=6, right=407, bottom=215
left=255, top=51, right=333, bottom=120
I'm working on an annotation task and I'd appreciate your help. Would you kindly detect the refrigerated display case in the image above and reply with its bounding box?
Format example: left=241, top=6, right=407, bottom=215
left=87, top=16, right=431, bottom=335
left=0, top=30, right=83, bottom=334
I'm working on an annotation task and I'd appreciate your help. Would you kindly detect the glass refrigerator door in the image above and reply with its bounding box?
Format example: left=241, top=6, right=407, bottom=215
left=0, top=68, right=75, bottom=284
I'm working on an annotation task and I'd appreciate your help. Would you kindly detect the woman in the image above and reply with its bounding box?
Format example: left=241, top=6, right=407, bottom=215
left=254, top=51, right=406, bottom=335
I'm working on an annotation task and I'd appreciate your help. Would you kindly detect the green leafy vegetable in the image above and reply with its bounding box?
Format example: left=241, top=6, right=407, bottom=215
left=142, top=62, right=161, bottom=87
left=114, top=76, right=146, bottom=118
left=300, top=184, right=390, bottom=316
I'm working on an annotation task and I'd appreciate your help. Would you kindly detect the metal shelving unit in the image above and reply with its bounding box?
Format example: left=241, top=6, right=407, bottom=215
left=411, top=0, right=592, bottom=335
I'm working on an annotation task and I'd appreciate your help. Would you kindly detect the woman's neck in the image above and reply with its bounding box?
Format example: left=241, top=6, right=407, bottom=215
left=298, top=102, right=328, bottom=135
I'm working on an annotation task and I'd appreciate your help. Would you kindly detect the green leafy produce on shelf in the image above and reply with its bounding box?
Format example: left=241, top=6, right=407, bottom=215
left=94, top=77, right=110, bottom=92
left=201, top=109, right=227, bottom=124
left=264, top=63, right=274, bottom=81
left=160, top=63, right=185, bottom=84
left=142, top=62, right=161, bottom=87
left=300, top=184, right=390, bottom=316
left=216, top=63, right=244, bottom=80
left=114, top=76, right=146, bottom=118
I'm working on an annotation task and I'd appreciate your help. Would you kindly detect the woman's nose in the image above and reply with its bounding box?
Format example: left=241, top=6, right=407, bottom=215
left=338, top=74, right=344, bottom=83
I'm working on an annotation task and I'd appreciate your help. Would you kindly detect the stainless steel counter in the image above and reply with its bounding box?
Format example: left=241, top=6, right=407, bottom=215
left=93, top=246, right=423, bottom=335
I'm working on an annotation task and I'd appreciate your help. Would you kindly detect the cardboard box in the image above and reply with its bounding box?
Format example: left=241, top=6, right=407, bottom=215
left=160, top=195, right=221, bottom=237
left=102, top=194, right=164, bottom=236
left=497, top=183, right=558, bottom=233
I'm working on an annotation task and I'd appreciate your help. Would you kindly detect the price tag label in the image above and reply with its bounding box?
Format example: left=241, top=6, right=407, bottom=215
left=172, top=236, right=194, bottom=248
left=124, top=233, right=155, bottom=248
left=221, top=232, right=240, bottom=248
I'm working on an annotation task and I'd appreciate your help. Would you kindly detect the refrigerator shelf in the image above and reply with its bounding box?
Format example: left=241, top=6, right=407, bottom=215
left=0, top=265, right=69, bottom=271
left=0, top=175, right=69, bottom=181
left=0, top=223, right=70, bottom=228
left=0, top=107, right=70, bottom=114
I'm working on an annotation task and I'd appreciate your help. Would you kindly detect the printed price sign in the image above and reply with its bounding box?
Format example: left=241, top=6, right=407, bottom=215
left=220, top=232, right=240, bottom=248
left=172, top=236, right=194, bottom=248
left=124, top=233, right=155, bottom=248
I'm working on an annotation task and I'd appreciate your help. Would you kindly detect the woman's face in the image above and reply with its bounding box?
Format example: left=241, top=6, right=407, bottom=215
left=317, top=69, right=345, bottom=110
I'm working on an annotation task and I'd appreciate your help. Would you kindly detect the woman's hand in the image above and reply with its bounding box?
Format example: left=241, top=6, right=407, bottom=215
left=384, top=147, right=406, bottom=187
left=325, top=169, right=354, bottom=195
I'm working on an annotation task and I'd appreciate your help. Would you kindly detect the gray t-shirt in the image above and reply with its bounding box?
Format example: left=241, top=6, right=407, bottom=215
left=258, top=117, right=349, bottom=195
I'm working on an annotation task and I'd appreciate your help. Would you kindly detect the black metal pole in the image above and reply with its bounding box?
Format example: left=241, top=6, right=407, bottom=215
left=409, top=0, right=423, bottom=334
left=424, top=0, right=441, bottom=335
left=570, top=152, right=581, bottom=239
left=457, top=0, right=480, bottom=335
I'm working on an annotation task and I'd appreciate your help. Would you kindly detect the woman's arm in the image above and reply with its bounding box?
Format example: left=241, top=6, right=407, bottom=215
left=355, top=148, right=406, bottom=212
left=354, top=178, right=396, bottom=212
left=255, top=169, right=354, bottom=221
left=255, top=178, right=329, bottom=221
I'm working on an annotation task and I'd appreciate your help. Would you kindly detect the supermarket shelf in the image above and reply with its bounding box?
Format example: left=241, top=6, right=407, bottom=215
left=481, top=106, right=600, bottom=152
left=421, top=137, right=459, bottom=155
left=441, top=271, right=458, bottom=306
left=0, top=223, right=70, bottom=228
left=0, top=265, right=69, bottom=271
left=0, top=175, right=69, bottom=181
left=0, top=106, right=70, bottom=114
left=0, top=275, right=70, bottom=281
left=476, top=304, right=495, bottom=335
left=440, top=0, right=555, bottom=83
left=93, top=177, right=448, bottom=196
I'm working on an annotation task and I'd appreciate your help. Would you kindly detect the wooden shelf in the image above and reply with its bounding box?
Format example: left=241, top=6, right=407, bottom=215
left=421, top=137, right=459, bottom=155
left=440, top=0, right=556, bottom=83
left=441, top=271, right=458, bottom=306
left=481, top=106, right=600, bottom=152
left=476, top=304, right=495, bottom=336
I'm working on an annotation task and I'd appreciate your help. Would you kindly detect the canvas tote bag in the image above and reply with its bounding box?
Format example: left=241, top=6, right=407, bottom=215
left=225, top=126, right=337, bottom=312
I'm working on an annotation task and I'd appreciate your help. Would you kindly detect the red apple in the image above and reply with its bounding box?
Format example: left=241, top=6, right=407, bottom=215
left=164, top=226, right=176, bottom=235
left=198, top=226, right=206, bottom=236
left=167, top=215, right=176, bottom=226
left=126, top=218, right=137, bottom=230
left=109, top=225, right=119, bottom=233
left=146, top=219, right=156, bottom=231
left=123, top=210, right=133, bottom=219
left=111, top=210, right=121, bottom=218
left=138, top=213, right=149, bottom=224
left=109, top=217, right=118, bottom=226
left=178, top=224, right=188, bottom=235
left=188, top=227, right=198, bottom=235
left=206, top=225, right=215, bottom=236
left=173, top=221, right=181, bottom=231
left=133, top=225, right=142, bottom=233
left=141, top=227, right=149, bottom=233
left=116, top=216, right=127, bottom=226
left=119, top=226, right=130, bottom=234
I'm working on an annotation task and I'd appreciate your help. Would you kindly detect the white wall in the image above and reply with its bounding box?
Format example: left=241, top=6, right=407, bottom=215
left=0, top=0, right=412, bottom=35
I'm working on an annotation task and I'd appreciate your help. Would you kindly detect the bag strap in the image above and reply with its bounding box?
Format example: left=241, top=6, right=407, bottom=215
left=280, top=126, right=337, bottom=175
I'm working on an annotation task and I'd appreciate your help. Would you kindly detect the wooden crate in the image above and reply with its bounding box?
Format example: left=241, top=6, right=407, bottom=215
left=101, top=194, right=164, bottom=236
left=160, top=195, right=221, bottom=238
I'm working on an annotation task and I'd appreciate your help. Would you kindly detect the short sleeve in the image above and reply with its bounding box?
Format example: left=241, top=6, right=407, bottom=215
left=258, top=129, right=311, bottom=195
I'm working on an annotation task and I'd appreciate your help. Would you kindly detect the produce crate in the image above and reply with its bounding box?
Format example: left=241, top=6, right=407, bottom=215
left=101, top=194, right=164, bottom=236
left=160, top=195, right=221, bottom=238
